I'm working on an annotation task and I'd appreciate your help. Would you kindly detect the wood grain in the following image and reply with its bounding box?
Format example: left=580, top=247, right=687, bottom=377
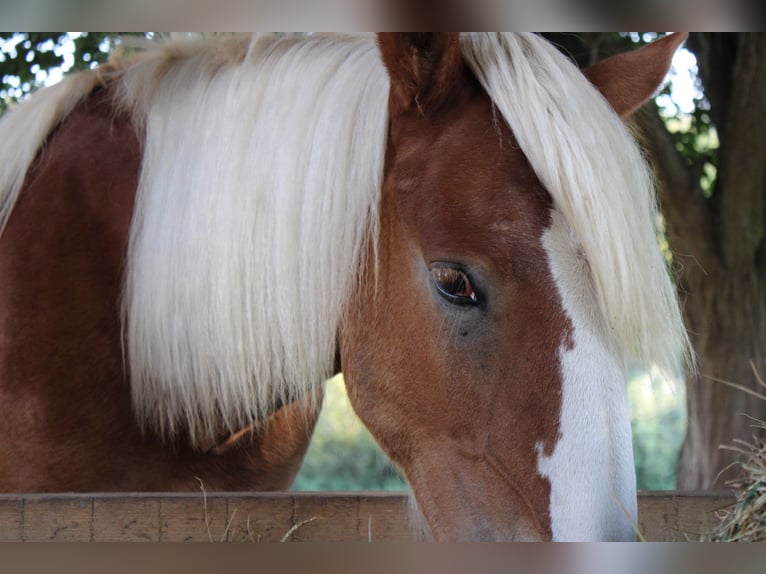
left=0, top=491, right=733, bottom=542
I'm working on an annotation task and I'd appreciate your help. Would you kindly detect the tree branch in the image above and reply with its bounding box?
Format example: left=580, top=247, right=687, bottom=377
left=686, top=33, right=736, bottom=142
left=636, top=106, right=717, bottom=272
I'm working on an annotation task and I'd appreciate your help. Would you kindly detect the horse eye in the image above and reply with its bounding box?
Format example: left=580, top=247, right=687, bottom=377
left=431, top=266, right=478, bottom=306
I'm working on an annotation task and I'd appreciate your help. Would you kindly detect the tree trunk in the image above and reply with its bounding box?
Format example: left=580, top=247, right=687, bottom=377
left=545, top=32, right=766, bottom=489
left=676, top=263, right=766, bottom=489
left=644, top=33, right=766, bottom=489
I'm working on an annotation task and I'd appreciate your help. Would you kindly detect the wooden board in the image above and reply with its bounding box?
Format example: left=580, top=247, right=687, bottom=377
left=0, top=491, right=733, bottom=542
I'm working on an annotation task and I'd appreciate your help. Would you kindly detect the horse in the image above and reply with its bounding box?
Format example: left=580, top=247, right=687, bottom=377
left=0, top=32, right=690, bottom=541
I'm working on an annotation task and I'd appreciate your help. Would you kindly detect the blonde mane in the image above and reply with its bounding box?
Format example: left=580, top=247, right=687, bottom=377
left=461, top=33, right=691, bottom=375
left=0, top=33, right=689, bottom=451
left=118, top=34, right=388, bottom=446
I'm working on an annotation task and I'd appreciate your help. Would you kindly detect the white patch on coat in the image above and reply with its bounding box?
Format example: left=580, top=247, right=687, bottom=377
left=537, top=211, right=637, bottom=541
left=461, top=33, right=691, bottom=376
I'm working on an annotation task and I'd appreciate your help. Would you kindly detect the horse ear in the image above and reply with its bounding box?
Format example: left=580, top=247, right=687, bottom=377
left=377, top=33, right=463, bottom=114
left=583, top=33, right=689, bottom=118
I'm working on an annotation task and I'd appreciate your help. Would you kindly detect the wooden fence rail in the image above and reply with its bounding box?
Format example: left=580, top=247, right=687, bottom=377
left=0, top=491, right=734, bottom=542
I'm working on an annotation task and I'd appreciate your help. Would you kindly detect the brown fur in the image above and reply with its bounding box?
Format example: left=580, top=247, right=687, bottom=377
left=0, top=33, right=682, bottom=540
left=343, top=32, right=683, bottom=541
left=0, top=87, right=318, bottom=492
left=377, top=33, right=464, bottom=115
left=584, top=33, right=689, bottom=118
left=342, top=36, right=571, bottom=541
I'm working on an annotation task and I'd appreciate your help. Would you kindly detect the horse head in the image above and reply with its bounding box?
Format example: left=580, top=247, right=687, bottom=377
left=341, top=32, right=688, bottom=541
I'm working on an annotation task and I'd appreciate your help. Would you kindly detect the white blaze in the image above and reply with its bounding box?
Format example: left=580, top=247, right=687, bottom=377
left=537, top=211, right=637, bottom=541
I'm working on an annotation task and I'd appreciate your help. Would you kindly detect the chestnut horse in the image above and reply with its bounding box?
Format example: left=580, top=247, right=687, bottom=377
left=0, top=33, right=689, bottom=541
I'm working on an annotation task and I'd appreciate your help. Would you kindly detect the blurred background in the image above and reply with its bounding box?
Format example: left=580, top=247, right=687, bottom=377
left=291, top=372, right=685, bottom=492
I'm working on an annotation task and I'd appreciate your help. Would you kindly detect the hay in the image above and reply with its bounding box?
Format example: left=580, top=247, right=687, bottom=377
left=196, top=476, right=319, bottom=542
left=708, top=361, right=766, bottom=542
left=709, top=419, right=766, bottom=541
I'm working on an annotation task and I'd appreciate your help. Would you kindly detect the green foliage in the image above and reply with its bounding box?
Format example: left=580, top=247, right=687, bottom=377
left=291, top=376, right=407, bottom=492
left=655, top=58, right=719, bottom=198
left=295, top=373, right=685, bottom=492
left=629, top=371, right=687, bottom=490
left=619, top=32, right=719, bottom=199
left=662, top=112, right=720, bottom=199
left=0, top=33, right=114, bottom=113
